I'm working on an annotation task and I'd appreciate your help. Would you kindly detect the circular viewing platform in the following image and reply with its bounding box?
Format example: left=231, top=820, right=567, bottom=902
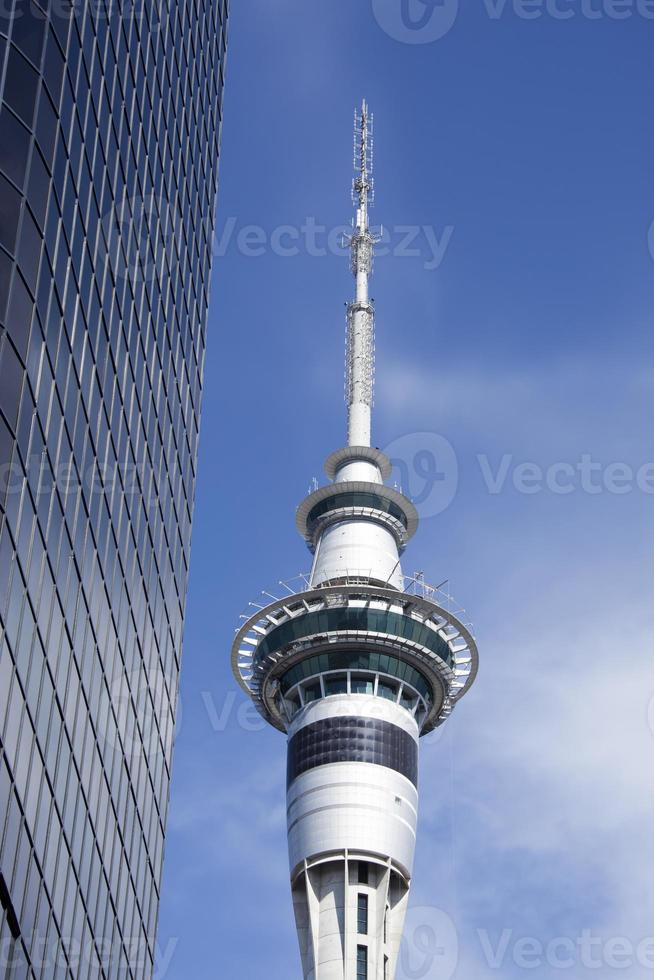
left=231, top=572, right=478, bottom=735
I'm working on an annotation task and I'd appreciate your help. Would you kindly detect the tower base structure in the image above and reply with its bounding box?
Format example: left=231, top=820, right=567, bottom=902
left=292, top=854, right=409, bottom=980
left=232, top=553, right=477, bottom=978
left=287, top=694, right=418, bottom=978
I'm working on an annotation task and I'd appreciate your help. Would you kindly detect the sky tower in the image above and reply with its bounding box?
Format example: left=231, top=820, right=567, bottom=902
left=231, top=101, right=479, bottom=980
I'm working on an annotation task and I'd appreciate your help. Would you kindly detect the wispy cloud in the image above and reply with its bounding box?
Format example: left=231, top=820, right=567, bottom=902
left=411, top=562, right=654, bottom=977
left=166, top=756, right=287, bottom=885
left=379, top=353, right=654, bottom=458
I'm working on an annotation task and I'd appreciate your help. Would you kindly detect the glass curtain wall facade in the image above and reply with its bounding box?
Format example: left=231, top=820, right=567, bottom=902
left=0, top=0, right=227, bottom=977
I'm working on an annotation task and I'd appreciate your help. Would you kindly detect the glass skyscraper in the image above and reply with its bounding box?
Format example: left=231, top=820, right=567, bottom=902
left=0, top=1, right=227, bottom=976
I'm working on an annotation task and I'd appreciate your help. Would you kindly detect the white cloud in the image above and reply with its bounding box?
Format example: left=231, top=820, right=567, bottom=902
left=166, top=753, right=288, bottom=890
left=378, top=355, right=654, bottom=460
left=377, top=352, right=654, bottom=974
left=412, top=562, right=654, bottom=976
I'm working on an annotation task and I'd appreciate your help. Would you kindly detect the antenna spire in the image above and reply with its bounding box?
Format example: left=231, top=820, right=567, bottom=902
left=345, top=100, right=377, bottom=447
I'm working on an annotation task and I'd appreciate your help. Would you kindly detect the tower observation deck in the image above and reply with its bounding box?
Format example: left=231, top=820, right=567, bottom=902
left=231, top=101, right=479, bottom=980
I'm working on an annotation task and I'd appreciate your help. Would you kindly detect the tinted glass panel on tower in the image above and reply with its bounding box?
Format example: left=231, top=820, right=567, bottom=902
left=0, top=1, right=228, bottom=976
left=287, top=717, right=419, bottom=789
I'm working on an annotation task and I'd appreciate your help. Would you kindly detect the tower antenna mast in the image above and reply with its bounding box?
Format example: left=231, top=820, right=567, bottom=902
left=346, top=99, right=377, bottom=447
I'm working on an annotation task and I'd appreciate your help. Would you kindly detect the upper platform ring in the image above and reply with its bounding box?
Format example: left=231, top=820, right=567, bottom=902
left=297, top=481, right=419, bottom=543
left=324, top=446, right=393, bottom=480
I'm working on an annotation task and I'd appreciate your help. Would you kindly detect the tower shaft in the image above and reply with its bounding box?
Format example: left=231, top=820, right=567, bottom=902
left=232, top=100, right=479, bottom=980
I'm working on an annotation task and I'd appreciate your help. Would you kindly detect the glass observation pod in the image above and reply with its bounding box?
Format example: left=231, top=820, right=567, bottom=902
left=305, top=490, right=410, bottom=530
left=253, top=604, right=454, bottom=671
left=277, top=649, right=433, bottom=725
left=232, top=573, right=478, bottom=735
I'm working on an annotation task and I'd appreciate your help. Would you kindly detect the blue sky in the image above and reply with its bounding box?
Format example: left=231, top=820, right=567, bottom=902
left=155, top=2, right=654, bottom=977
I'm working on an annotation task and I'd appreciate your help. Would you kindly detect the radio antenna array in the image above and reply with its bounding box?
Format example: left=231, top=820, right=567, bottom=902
left=345, top=100, right=377, bottom=446
left=352, top=100, right=374, bottom=210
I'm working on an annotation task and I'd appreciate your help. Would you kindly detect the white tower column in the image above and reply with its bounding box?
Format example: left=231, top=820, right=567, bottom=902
left=230, top=99, right=480, bottom=980
left=287, top=696, right=417, bottom=980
